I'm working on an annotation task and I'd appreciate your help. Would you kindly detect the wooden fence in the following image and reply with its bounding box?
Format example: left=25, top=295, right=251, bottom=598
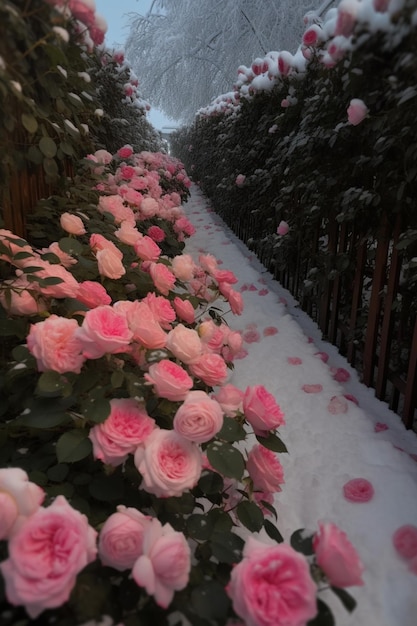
left=234, top=211, right=417, bottom=430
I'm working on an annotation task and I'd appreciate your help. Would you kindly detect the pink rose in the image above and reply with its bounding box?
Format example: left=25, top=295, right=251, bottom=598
left=235, top=174, right=246, bottom=187
left=124, top=301, right=167, bottom=349
left=173, top=390, right=223, bottom=443
left=277, top=220, right=289, bottom=235
left=243, top=385, right=285, bottom=435
left=313, top=522, right=364, bottom=587
left=335, top=0, right=358, bottom=37
left=228, top=537, right=317, bottom=626
left=134, top=236, right=161, bottom=262
left=60, top=212, right=86, bottom=235
left=145, top=359, right=193, bottom=401
left=189, top=353, right=228, bottom=387
left=173, top=297, right=195, bottom=324
left=171, top=254, right=195, bottom=281
left=27, top=315, right=85, bottom=374
left=347, top=98, right=369, bottom=126
left=117, top=144, right=133, bottom=158
left=89, top=398, right=155, bottom=466
left=98, top=195, right=135, bottom=224
left=132, top=521, right=191, bottom=608
left=98, top=505, right=152, bottom=570
left=0, top=496, right=97, bottom=618
left=199, top=253, right=218, bottom=274
left=90, top=233, right=123, bottom=258
left=149, top=262, right=176, bottom=295
left=96, top=249, right=126, bottom=279
left=0, top=277, right=43, bottom=316
left=302, top=24, right=323, bottom=46
left=213, top=383, right=244, bottom=417
left=166, top=324, right=203, bottom=364
left=0, top=229, right=35, bottom=265
left=140, top=197, right=159, bottom=218
left=75, top=305, right=133, bottom=359
left=76, top=280, right=111, bottom=308
left=134, top=429, right=202, bottom=497
left=0, top=468, right=44, bottom=540
left=278, top=51, right=293, bottom=76
left=19, top=258, right=79, bottom=299
left=143, top=292, right=176, bottom=329
left=226, top=288, right=244, bottom=315
left=147, top=225, right=166, bottom=243
left=115, top=222, right=142, bottom=246
left=213, top=269, right=238, bottom=284
left=246, top=444, right=285, bottom=493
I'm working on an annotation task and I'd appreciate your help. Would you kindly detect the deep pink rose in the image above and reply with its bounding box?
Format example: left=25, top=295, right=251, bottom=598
left=76, top=305, right=133, bottom=359
left=76, top=280, right=111, bottom=308
left=243, top=385, right=285, bottom=435
left=0, top=496, right=97, bottom=618
left=98, top=505, right=152, bottom=570
left=0, top=468, right=44, bottom=540
left=166, top=324, right=203, bottom=364
left=392, top=525, right=417, bottom=561
left=27, top=315, right=85, bottom=374
left=347, top=98, right=369, bottom=126
left=213, top=383, right=244, bottom=417
left=132, top=521, right=191, bottom=608
left=147, top=225, right=166, bottom=243
left=343, top=478, right=374, bottom=502
left=189, top=353, right=228, bottom=387
left=277, top=220, right=289, bottom=235
left=149, top=262, right=176, bottom=295
left=117, top=144, right=133, bottom=158
left=173, top=297, right=195, bottom=324
left=246, top=444, right=285, bottom=493
left=228, top=537, right=317, bottom=626
left=173, top=390, right=223, bottom=443
left=89, top=398, right=155, bottom=466
left=313, top=522, right=364, bottom=587
left=60, top=212, right=86, bottom=235
left=134, top=429, right=202, bottom=497
left=145, top=360, right=193, bottom=401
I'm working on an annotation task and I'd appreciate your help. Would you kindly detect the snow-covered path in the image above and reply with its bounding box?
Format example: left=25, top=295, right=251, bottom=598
left=184, top=185, right=417, bottom=626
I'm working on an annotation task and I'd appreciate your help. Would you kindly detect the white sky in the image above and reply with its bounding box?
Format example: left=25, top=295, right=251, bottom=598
left=95, top=0, right=177, bottom=131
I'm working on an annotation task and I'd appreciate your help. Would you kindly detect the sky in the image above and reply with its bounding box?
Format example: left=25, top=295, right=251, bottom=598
left=95, top=0, right=178, bottom=131
left=183, top=186, right=417, bottom=626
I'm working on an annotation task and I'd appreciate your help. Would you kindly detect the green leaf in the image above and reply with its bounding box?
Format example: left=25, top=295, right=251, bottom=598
left=21, top=113, right=38, bottom=134
left=290, top=528, right=314, bottom=555
left=191, top=581, right=230, bottom=620
left=111, top=370, right=124, bottom=388
left=256, top=432, right=288, bottom=453
left=264, top=519, right=284, bottom=542
left=0, top=318, right=27, bottom=338
left=47, top=463, right=70, bottom=482
left=216, top=416, right=246, bottom=441
left=198, top=470, right=224, bottom=494
left=210, top=530, right=244, bottom=564
left=82, top=397, right=111, bottom=424
left=36, top=371, right=66, bottom=397
left=59, top=237, right=84, bottom=255
left=236, top=500, right=264, bottom=532
left=43, top=157, right=59, bottom=177
left=39, top=136, right=57, bottom=158
left=207, top=508, right=233, bottom=533
left=27, top=144, right=43, bottom=164
left=60, top=141, right=74, bottom=156
left=187, top=514, right=214, bottom=541
left=307, top=599, right=335, bottom=626
left=330, top=587, right=357, bottom=613
left=56, top=430, right=92, bottom=463
left=206, top=441, right=245, bottom=480
left=15, top=409, right=70, bottom=429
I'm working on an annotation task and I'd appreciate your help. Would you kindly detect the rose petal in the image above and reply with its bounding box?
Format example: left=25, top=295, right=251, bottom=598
left=393, top=525, right=417, bottom=561
left=288, top=357, right=303, bottom=365
left=375, top=422, right=389, bottom=432
left=263, top=326, right=278, bottom=336
left=302, top=384, right=323, bottom=393
left=343, top=478, right=374, bottom=503
left=327, top=395, right=349, bottom=414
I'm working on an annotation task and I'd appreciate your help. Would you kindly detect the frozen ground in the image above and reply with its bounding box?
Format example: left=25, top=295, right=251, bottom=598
left=184, top=184, right=417, bottom=626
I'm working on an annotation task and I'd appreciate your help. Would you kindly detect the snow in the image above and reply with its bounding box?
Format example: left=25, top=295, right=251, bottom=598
left=183, top=184, right=417, bottom=626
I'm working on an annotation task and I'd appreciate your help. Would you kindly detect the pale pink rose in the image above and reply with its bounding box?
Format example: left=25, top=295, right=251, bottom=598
left=393, top=525, right=417, bottom=561
left=117, top=144, right=134, bottom=159
left=90, top=234, right=124, bottom=259
left=226, top=288, right=244, bottom=315
left=246, top=444, right=285, bottom=493
left=225, top=329, right=243, bottom=355
left=123, top=187, right=143, bottom=206
left=0, top=277, right=43, bottom=316
left=228, top=537, right=317, bottom=626
left=347, top=98, right=369, bottom=126
left=140, top=197, right=159, bottom=218
left=76, top=305, right=133, bottom=359
left=189, top=353, right=228, bottom=387
left=149, top=262, right=176, bottom=295
left=98, top=195, right=135, bottom=225
left=0, top=468, right=44, bottom=540
left=147, top=225, right=166, bottom=242
left=42, top=242, right=77, bottom=267
left=313, top=522, right=364, bottom=587
left=60, top=212, right=86, bottom=235
left=277, top=220, right=289, bottom=235
left=173, top=216, right=195, bottom=237
left=27, top=315, right=85, bottom=374
left=173, top=297, right=195, bottom=324
left=98, top=505, right=152, bottom=571
left=173, top=390, right=223, bottom=443
left=89, top=398, right=155, bottom=466
left=171, top=254, right=195, bottom=281
left=96, top=249, right=126, bottom=280
left=0, top=496, right=97, bottom=618
left=134, top=429, right=202, bottom=497
left=343, top=478, right=374, bottom=502
left=19, top=258, right=79, bottom=299
left=213, top=269, right=238, bottom=285
left=166, top=324, right=203, bottom=364
left=94, top=149, right=113, bottom=164
left=235, top=174, right=246, bottom=187
left=115, top=222, right=142, bottom=246
left=145, top=360, right=193, bottom=401
left=243, top=385, right=285, bottom=435
left=143, top=292, right=176, bottom=329
left=213, top=384, right=244, bottom=417
left=199, top=253, right=218, bottom=274
left=0, top=229, right=35, bottom=264
left=335, top=0, right=358, bottom=37
left=132, top=521, right=191, bottom=608
left=134, top=236, right=161, bottom=262
left=76, top=280, right=112, bottom=308
left=123, top=300, right=167, bottom=349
